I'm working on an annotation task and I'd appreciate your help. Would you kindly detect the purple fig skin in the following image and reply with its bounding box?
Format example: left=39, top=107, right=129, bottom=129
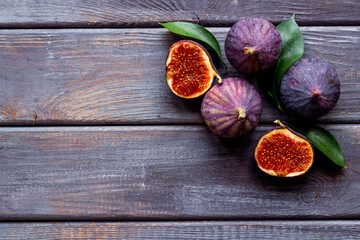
left=280, top=58, right=340, bottom=118
left=201, top=78, right=262, bottom=138
left=225, top=18, right=282, bottom=74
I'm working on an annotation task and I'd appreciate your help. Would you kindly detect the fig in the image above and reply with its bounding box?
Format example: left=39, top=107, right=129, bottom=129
left=255, top=120, right=314, bottom=177
left=166, top=40, right=222, bottom=99
left=279, top=58, right=340, bottom=118
left=201, top=78, right=262, bottom=138
left=225, top=18, right=282, bottom=74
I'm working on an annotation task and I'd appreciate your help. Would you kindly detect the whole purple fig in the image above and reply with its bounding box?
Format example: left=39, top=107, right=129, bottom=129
left=201, top=78, right=262, bottom=138
left=279, top=58, right=340, bottom=118
left=225, top=18, right=282, bottom=74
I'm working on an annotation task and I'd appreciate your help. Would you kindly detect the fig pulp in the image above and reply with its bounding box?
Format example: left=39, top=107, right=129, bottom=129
left=280, top=58, right=340, bottom=118
left=225, top=18, right=282, bottom=74
left=166, top=40, right=221, bottom=99
left=201, top=78, right=262, bottom=138
left=255, top=120, right=314, bottom=177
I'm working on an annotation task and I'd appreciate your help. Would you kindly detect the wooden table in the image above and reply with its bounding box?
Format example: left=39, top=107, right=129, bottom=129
left=0, top=1, right=360, bottom=239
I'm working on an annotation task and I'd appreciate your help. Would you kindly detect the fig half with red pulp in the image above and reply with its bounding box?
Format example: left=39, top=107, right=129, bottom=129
left=255, top=120, right=314, bottom=177
left=166, top=40, right=222, bottom=99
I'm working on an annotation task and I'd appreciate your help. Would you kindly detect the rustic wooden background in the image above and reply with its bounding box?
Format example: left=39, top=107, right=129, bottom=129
left=0, top=0, right=359, bottom=239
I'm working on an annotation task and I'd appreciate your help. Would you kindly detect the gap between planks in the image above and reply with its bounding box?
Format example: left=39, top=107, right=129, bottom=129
left=1, top=220, right=359, bottom=240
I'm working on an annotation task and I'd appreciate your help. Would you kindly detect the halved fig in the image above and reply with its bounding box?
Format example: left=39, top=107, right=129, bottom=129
left=166, top=40, right=222, bottom=99
left=254, top=120, right=314, bottom=177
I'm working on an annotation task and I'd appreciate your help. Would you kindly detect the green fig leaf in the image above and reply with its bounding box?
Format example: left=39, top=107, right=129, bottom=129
left=284, top=122, right=345, bottom=167
left=271, top=14, right=304, bottom=109
left=159, top=21, right=226, bottom=65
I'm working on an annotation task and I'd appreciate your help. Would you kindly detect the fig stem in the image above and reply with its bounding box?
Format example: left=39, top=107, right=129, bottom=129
left=238, top=110, right=246, bottom=122
left=311, top=91, right=321, bottom=100
left=244, top=46, right=254, bottom=55
left=274, top=119, right=286, bottom=129
left=216, top=73, right=223, bottom=85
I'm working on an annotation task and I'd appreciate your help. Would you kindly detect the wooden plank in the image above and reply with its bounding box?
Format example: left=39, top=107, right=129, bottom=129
left=0, top=125, right=358, bottom=220
left=1, top=221, right=360, bottom=239
left=0, top=27, right=359, bottom=125
left=0, top=0, right=359, bottom=28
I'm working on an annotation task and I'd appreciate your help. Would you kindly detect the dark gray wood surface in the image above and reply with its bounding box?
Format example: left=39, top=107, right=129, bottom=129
left=1, top=27, right=359, bottom=125
left=0, top=125, right=358, bottom=220
left=0, top=0, right=359, bottom=28
left=1, top=1, right=359, bottom=238
left=1, top=221, right=360, bottom=239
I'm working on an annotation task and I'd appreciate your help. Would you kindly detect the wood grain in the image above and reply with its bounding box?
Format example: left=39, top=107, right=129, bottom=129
left=0, top=0, right=359, bottom=28
left=1, top=221, right=360, bottom=239
left=0, top=125, right=359, bottom=220
left=0, top=27, right=359, bottom=125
